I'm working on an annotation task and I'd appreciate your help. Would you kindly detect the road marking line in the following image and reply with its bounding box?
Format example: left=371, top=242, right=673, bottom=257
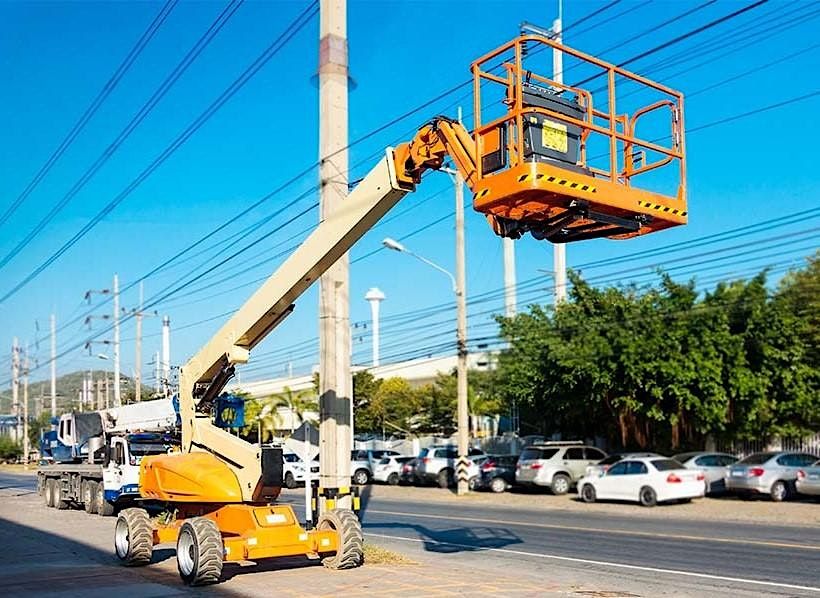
left=366, top=508, right=820, bottom=552
left=366, top=532, right=820, bottom=593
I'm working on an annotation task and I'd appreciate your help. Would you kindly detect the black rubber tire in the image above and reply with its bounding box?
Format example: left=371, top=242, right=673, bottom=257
left=489, top=477, right=507, bottom=494
left=115, top=508, right=153, bottom=567
left=176, top=518, right=224, bottom=586
left=284, top=472, right=296, bottom=489
left=45, top=478, right=56, bottom=508
left=387, top=472, right=400, bottom=486
left=437, top=468, right=454, bottom=489
left=581, top=484, right=596, bottom=503
left=639, top=486, right=657, bottom=507
left=53, top=479, right=69, bottom=510
left=770, top=480, right=789, bottom=502
left=96, top=483, right=115, bottom=516
left=352, top=469, right=370, bottom=486
left=550, top=474, right=571, bottom=495
left=84, top=481, right=98, bottom=514
left=317, top=508, right=363, bottom=570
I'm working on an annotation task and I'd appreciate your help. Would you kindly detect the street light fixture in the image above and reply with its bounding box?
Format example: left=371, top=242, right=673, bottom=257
left=381, top=238, right=458, bottom=293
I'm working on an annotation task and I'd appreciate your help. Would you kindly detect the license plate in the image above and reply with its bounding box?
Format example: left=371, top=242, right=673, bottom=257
left=731, top=470, right=744, bottom=477
left=809, top=474, right=819, bottom=480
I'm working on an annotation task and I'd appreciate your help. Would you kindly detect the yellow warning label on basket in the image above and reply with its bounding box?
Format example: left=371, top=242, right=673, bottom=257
left=542, top=119, right=568, bottom=153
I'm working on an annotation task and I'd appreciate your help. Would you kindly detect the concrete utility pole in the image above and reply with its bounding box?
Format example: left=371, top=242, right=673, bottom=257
left=131, top=282, right=157, bottom=403
left=161, top=316, right=171, bottom=396
left=50, top=314, right=57, bottom=417
left=318, top=0, right=352, bottom=509
left=154, top=351, right=161, bottom=393
left=113, top=274, right=121, bottom=407
left=453, top=168, right=470, bottom=496
left=22, top=345, right=29, bottom=463
left=552, top=16, right=567, bottom=305
left=105, top=376, right=110, bottom=409
left=96, top=378, right=104, bottom=410
left=503, top=239, right=517, bottom=317
left=12, top=337, right=20, bottom=442
left=364, top=288, right=385, bottom=367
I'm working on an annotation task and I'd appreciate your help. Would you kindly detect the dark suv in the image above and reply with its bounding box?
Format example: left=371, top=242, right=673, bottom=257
left=476, top=454, right=519, bottom=493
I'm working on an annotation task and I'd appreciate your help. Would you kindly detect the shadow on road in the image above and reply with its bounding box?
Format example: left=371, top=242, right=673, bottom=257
left=0, top=514, right=320, bottom=593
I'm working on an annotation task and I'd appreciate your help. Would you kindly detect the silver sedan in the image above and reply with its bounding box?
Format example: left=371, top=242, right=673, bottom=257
left=726, top=452, right=819, bottom=501
left=796, top=460, right=820, bottom=497
left=673, top=451, right=738, bottom=494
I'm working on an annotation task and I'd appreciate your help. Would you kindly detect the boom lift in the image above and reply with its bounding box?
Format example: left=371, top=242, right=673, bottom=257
left=113, top=34, right=687, bottom=585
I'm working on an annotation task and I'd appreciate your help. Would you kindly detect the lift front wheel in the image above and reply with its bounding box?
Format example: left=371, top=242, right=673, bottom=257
left=115, top=508, right=153, bottom=566
left=317, top=508, right=363, bottom=570
left=177, top=518, right=224, bottom=586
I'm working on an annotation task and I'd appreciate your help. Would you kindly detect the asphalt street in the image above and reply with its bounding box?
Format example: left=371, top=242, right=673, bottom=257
left=286, top=485, right=820, bottom=594
left=2, top=471, right=818, bottom=596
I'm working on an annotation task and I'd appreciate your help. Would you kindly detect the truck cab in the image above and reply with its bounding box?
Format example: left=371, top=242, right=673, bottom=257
left=102, top=433, right=179, bottom=507
left=49, top=412, right=105, bottom=463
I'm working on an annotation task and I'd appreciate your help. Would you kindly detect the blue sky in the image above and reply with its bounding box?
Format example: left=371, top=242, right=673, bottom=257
left=0, top=0, right=818, bottom=390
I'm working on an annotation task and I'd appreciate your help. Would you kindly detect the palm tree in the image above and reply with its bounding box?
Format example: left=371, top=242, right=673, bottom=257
left=268, top=387, right=318, bottom=435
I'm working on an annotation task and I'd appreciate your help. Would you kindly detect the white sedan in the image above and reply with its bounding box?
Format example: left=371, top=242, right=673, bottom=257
left=578, top=457, right=705, bottom=507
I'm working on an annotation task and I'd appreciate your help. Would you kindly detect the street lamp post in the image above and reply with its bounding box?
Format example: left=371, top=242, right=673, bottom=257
left=383, top=232, right=471, bottom=496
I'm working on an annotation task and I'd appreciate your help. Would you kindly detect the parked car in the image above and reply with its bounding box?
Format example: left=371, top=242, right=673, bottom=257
left=467, top=455, right=490, bottom=490
left=373, top=455, right=415, bottom=485
left=585, top=452, right=661, bottom=477
left=673, top=451, right=738, bottom=494
left=476, top=454, right=519, bottom=493
left=579, top=457, right=705, bottom=507
left=350, top=450, right=373, bottom=485
left=399, top=458, right=419, bottom=485
left=352, top=449, right=402, bottom=469
left=796, top=460, right=820, bottom=497
left=282, top=452, right=307, bottom=489
left=725, top=451, right=819, bottom=501
left=415, top=445, right=485, bottom=488
left=516, top=442, right=607, bottom=494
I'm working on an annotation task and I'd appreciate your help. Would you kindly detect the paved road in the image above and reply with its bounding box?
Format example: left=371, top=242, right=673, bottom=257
left=283, top=485, right=820, bottom=594
left=2, top=471, right=818, bottom=596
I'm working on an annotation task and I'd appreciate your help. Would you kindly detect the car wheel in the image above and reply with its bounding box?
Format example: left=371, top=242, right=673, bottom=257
left=387, top=473, right=400, bottom=486
left=437, top=468, right=454, bottom=489
left=284, top=472, right=296, bottom=489
left=115, top=508, right=154, bottom=567
left=550, top=474, right=570, bottom=495
left=581, top=484, right=596, bottom=503
left=489, top=477, right=507, bottom=494
left=639, top=486, right=657, bottom=507
left=352, top=469, right=370, bottom=486
left=770, top=480, right=789, bottom=502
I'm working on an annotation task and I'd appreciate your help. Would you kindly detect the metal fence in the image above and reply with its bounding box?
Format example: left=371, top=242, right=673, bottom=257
left=716, top=433, right=820, bottom=458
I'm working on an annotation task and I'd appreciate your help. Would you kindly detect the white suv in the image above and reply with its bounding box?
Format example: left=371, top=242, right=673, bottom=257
left=516, top=442, right=607, bottom=494
left=416, top=445, right=485, bottom=488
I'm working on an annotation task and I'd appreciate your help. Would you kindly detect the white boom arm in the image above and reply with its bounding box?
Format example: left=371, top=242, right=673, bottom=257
left=179, top=150, right=412, bottom=501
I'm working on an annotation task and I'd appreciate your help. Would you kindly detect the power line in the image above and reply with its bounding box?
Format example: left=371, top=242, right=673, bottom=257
left=0, top=0, right=244, bottom=273
left=0, top=0, right=319, bottom=304
left=0, top=0, right=178, bottom=229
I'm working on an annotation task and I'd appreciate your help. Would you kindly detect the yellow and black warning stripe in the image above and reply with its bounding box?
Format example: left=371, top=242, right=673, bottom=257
left=516, top=173, right=597, bottom=193
left=638, top=200, right=687, bottom=217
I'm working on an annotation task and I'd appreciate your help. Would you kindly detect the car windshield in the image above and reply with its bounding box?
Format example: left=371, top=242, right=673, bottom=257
left=418, top=448, right=430, bottom=458
left=672, top=453, right=697, bottom=462
left=128, top=442, right=169, bottom=456
left=650, top=459, right=684, bottom=471
left=739, top=453, right=774, bottom=465
left=378, top=457, right=390, bottom=465
left=520, top=447, right=559, bottom=461
left=598, top=455, right=624, bottom=465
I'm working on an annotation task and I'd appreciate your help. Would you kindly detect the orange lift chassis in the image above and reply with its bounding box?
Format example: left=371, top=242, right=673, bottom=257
left=113, top=33, right=687, bottom=586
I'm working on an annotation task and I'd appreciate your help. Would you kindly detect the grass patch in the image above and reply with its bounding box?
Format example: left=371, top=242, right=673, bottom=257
left=364, top=542, right=417, bottom=565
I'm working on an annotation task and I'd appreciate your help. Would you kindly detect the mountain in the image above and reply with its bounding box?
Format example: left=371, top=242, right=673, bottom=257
left=0, top=370, right=148, bottom=414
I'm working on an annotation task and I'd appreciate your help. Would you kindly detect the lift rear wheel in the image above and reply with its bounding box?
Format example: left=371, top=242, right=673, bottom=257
left=115, top=508, right=153, bottom=566
left=177, top=518, right=223, bottom=586
left=317, top=508, right=363, bottom=570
